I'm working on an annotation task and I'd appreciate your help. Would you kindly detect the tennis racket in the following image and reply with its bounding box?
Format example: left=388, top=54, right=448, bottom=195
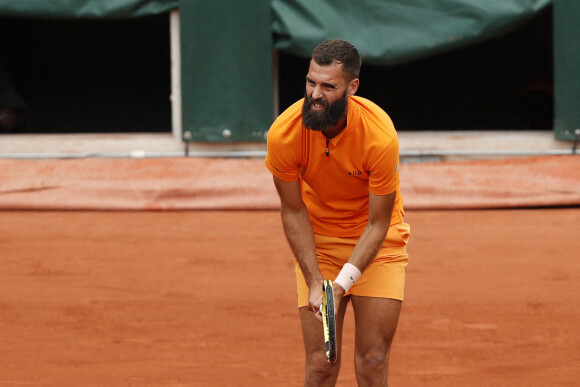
left=321, top=279, right=337, bottom=363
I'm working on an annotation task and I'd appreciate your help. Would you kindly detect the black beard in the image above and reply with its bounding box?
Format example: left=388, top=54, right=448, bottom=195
left=302, top=90, right=348, bottom=132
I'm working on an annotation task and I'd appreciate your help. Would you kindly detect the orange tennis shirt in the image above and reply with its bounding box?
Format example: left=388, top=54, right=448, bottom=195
left=265, top=95, right=404, bottom=237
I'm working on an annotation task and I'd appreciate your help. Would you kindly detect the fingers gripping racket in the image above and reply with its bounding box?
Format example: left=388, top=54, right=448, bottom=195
left=321, top=280, right=337, bottom=363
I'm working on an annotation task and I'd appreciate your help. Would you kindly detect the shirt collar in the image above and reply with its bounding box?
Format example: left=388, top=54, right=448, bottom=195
left=327, top=97, right=358, bottom=145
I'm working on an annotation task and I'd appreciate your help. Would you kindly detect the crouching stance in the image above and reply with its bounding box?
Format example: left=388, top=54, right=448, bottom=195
left=265, top=39, right=410, bottom=386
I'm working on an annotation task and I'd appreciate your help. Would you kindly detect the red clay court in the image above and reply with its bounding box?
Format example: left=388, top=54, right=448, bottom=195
left=1, top=155, right=579, bottom=386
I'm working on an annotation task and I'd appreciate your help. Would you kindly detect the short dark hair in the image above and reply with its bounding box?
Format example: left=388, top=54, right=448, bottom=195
left=311, top=39, right=362, bottom=80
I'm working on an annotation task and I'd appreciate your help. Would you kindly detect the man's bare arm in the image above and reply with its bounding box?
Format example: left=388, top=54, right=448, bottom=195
left=332, top=191, right=396, bottom=301
left=348, top=190, right=396, bottom=271
left=273, top=176, right=323, bottom=312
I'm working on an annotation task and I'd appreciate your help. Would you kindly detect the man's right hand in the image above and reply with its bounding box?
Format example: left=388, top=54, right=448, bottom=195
left=307, top=278, right=324, bottom=323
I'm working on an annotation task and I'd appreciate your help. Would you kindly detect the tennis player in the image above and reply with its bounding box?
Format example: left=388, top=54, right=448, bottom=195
left=266, top=39, right=410, bottom=386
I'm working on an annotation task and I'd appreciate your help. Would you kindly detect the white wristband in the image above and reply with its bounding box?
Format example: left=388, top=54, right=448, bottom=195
left=334, top=263, right=361, bottom=293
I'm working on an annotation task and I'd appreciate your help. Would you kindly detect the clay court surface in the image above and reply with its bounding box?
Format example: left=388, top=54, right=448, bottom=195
left=1, top=156, right=579, bottom=386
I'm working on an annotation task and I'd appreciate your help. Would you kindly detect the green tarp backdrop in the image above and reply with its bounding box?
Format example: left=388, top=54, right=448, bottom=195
left=180, top=0, right=555, bottom=142
left=272, top=0, right=552, bottom=66
left=2, top=0, right=576, bottom=142
left=0, top=0, right=177, bottom=19
left=179, top=0, right=273, bottom=143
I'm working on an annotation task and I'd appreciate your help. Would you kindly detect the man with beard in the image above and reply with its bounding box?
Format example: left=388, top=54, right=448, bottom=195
left=265, top=39, right=409, bottom=386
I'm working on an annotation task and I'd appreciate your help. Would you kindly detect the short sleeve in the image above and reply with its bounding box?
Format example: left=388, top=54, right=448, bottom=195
left=367, top=136, right=399, bottom=195
left=265, top=123, right=301, bottom=182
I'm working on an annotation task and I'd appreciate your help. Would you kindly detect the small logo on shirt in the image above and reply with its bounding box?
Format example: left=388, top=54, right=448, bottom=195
left=348, top=170, right=362, bottom=176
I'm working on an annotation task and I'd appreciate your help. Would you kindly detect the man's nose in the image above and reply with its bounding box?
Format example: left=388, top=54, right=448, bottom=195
left=311, top=85, right=323, bottom=100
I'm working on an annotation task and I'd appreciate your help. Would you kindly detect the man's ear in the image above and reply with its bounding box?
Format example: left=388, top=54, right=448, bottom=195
left=347, top=78, right=359, bottom=97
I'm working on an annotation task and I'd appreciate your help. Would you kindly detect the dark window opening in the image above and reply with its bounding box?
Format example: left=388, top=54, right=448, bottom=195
left=277, top=6, right=553, bottom=131
left=0, top=14, right=171, bottom=134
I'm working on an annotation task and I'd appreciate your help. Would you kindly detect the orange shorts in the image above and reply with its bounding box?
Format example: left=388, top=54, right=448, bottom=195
left=295, top=222, right=410, bottom=307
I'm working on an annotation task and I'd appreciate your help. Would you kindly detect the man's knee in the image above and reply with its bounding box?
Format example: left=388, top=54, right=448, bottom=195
left=357, top=348, right=388, bottom=369
left=306, top=348, right=340, bottom=384
left=355, top=347, right=391, bottom=383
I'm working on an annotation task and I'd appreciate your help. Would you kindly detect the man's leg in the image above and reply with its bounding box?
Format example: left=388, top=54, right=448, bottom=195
left=299, top=295, right=349, bottom=387
left=351, top=296, right=402, bottom=387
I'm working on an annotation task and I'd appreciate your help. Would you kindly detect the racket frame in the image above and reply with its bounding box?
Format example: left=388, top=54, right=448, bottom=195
left=322, top=279, right=337, bottom=363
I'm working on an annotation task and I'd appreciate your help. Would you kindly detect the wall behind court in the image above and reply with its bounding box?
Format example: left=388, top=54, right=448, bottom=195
left=3, top=0, right=574, bottom=142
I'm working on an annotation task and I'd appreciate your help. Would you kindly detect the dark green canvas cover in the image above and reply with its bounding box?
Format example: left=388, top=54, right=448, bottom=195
left=182, top=0, right=555, bottom=142
left=179, top=0, right=274, bottom=142
left=0, top=0, right=177, bottom=19
left=272, top=0, right=552, bottom=65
